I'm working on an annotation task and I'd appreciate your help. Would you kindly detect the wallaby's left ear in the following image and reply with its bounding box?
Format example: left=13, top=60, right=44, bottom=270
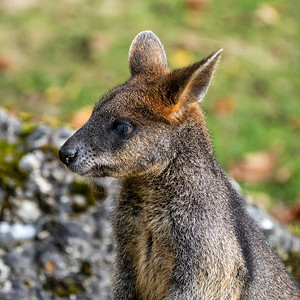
left=166, top=49, right=223, bottom=107
left=129, top=31, right=168, bottom=77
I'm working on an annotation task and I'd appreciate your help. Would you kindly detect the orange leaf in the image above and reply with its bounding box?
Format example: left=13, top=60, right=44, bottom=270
left=184, top=0, right=207, bottom=11
left=211, top=96, right=236, bottom=116
left=70, top=107, right=93, bottom=129
left=272, top=203, right=300, bottom=225
left=44, top=261, right=55, bottom=275
left=0, top=55, right=14, bottom=72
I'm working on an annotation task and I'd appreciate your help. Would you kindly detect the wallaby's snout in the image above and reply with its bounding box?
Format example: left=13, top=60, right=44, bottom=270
left=59, top=145, right=79, bottom=166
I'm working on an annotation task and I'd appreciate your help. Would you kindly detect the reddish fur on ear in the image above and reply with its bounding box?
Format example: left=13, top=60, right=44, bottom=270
left=164, top=49, right=223, bottom=117
left=128, top=32, right=222, bottom=122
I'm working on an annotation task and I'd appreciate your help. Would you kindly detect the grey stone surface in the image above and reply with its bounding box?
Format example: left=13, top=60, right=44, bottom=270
left=26, top=124, right=52, bottom=150
left=0, top=108, right=22, bottom=143
left=51, top=127, right=75, bottom=148
left=247, top=203, right=300, bottom=257
left=0, top=222, right=36, bottom=244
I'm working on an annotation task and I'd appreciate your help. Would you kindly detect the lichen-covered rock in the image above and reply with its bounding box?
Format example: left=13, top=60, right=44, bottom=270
left=0, top=258, right=12, bottom=294
left=24, top=124, right=75, bottom=150
left=0, top=108, right=22, bottom=144
left=247, top=203, right=300, bottom=256
left=0, top=222, right=36, bottom=246
left=25, top=124, right=52, bottom=150
left=51, top=127, right=75, bottom=149
left=18, top=150, right=44, bottom=173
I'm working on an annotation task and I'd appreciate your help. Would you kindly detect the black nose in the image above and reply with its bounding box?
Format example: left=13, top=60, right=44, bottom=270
left=59, top=148, right=78, bottom=165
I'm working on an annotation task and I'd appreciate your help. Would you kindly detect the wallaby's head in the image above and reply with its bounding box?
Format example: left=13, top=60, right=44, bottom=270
left=59, top=31, right=222, bottom=178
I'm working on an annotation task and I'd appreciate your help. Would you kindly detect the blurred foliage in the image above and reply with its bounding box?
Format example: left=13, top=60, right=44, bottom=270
left=0, top=0, right=299, bottom=219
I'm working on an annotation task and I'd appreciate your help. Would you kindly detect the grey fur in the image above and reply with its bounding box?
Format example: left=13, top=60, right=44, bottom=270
left=59, top=31, right=300, bottom=299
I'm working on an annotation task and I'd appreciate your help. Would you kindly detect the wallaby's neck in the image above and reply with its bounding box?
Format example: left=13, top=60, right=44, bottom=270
left=122, top=108, right=232, bottom=205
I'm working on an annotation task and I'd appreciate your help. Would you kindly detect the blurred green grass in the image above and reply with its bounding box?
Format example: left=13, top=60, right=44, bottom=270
left=0, top=0, right=299, bottom=215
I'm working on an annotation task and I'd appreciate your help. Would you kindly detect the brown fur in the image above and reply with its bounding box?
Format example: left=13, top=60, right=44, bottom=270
left=59, top=31, right=300, bottom=299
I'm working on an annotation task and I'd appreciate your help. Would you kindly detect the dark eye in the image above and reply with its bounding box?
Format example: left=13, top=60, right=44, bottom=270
left=112, top=121, right=133, bottom=135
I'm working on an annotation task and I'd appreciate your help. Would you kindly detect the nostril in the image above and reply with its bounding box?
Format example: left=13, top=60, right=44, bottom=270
left=64, top=149, right=77, bottom=165
left=59, top=148, right=78, bottom=165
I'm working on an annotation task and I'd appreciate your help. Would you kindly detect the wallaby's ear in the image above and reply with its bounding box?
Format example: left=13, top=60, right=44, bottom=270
left=129, top=31, right=168, bottom=76
left=166, top=49, right=223, bottom=107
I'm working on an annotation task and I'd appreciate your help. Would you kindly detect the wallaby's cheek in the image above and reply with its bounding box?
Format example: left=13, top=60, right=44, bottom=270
left=96, top=130, right=171, bottom=177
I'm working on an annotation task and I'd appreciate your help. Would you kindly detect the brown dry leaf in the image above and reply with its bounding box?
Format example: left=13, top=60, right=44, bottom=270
left=0, top=55, right=14, bottom=72
left=169, top=49, right=194, bottom=68
left=229, top=152, right=278, bottom=183
left=184, top=0, right=207, bottom=11
left=44, top=86, right=65, bottom=104
left=211, top=96, right=236, bottom=116
left=275, top=166, right=291, bottom=184
left=89, top=33, right=113, bottom=56
left=44, top=261, right=55, bottom=275
left=71, top=107, right=93, bottom=129
left=272, top=203, right=300, bottom=225
left=255, top=3, right=280, bottom=25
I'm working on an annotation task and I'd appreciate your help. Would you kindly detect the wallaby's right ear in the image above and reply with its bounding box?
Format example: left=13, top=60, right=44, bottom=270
left=129, top=31, right=168, bottom=76
left=165, top=49, right=223, bottom=109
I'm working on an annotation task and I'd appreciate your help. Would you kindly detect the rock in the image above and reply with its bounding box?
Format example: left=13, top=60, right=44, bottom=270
left=58, top=195, right=73, bottom=215
left=0, top=184, right=6, bottom=208
left=233, top=178, right=300, bottom=256
left=64, top=220, right=91, bottom=239
left=0, top=222, right=14, bottom=245
left=9, top=223, right=36, bottom=241
left=2, top=243, right=47, bottom=300
left=18, top=150, right=75, bottom=215
left=51, top=127, right=75, bottom=148
left=0, top=222, right=36, bottom=246
left=14, top=199, right=41, bottom=222
left=26, top=124, right=52, bottom=150
left=246, top=204, right=274, bottom=231
left=18, top=150, right=44, bottom=173
left=0, top=108, right=22, bottom=144
left=72, top=194, right=89, bottom=212
left=0, top=258, right=11, bottom=293
left=39, top=244, right=71, bottom=279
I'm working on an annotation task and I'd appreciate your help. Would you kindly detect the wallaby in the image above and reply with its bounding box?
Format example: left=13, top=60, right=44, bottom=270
left=59, top=31, right=300, bottom=299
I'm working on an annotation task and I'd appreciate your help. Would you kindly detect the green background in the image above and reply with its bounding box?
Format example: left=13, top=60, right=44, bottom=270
left=0, top=0, right=299, bottom=226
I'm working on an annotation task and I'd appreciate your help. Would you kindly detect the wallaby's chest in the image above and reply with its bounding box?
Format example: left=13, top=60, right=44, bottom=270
left=114, top=195, right=176, bottom=299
